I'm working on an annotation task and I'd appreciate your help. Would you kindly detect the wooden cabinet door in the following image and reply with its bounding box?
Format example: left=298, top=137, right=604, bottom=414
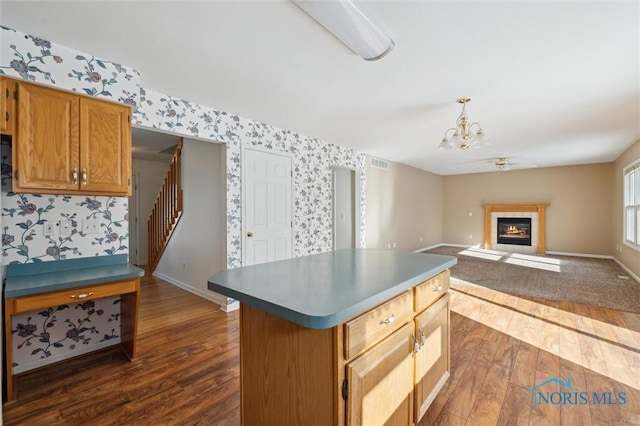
left=80, top=97, right=131, bottom=195
left=1, top=77, right=16, bottom=136
left=414, top=293, right=450, bottom=423
left=346, top=322, right=414, bottom=426
left=13, top=82, right=80, bottom=193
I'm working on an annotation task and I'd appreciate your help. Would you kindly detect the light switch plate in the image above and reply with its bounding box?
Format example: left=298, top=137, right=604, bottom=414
left=83, top=219, right=100, bottom=234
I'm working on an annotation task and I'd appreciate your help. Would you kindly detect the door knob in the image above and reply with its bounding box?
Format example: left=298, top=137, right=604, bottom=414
left=247, top=231, right=254, bottom=237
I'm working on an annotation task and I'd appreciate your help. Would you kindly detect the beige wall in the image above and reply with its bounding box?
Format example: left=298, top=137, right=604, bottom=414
left=155, top=139, right=227, bottom=301
left=366, top=157, right=443, bottom=251
left=443, top=163, right=613, bottom=255
left=612, top=139, right=640, bottom=278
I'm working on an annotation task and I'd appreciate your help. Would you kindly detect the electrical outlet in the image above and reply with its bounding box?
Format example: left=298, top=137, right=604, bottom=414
left=59, top=220, right=71, bottom=236
left=83, top=219, right=100, bottom=234
left=43, top=222, right=57, bottom=236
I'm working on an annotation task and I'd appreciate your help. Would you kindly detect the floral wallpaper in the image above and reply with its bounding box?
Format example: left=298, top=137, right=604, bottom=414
left=133, top=88, right=367, bottom=270
left=10, top=297, right=121, bottom=374
left=0, top=25, right=141, bottom=106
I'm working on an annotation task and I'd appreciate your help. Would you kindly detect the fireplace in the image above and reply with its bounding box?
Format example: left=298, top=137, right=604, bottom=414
left=497, top=217, right=532, bottom=246
left=483, top=203, right=548, bottom=254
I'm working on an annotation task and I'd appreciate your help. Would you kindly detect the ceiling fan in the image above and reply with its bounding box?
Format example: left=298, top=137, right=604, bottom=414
left=493, top=157, right=537, bottom=171
left=494, top=157, right=513, bottom=170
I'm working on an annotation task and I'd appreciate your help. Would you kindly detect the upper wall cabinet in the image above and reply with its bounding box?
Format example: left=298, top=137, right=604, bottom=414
left=1, top=77, right=17, bottom=137
left=2, top=77, right=132, bottom=196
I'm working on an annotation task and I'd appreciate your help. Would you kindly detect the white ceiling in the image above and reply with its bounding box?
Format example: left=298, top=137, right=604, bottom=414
left=2, top=1, right=638, bottom=175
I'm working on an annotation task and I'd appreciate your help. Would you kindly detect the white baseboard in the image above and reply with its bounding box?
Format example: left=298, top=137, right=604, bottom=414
left=612, top=258, right=640, bottom=284
left=152, top=271, right=237, bottom=311
left=546, top=250, right=613, bottom=259
left=414, top=243, right=473, bottom=253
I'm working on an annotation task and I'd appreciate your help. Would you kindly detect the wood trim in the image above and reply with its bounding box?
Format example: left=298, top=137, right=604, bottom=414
left=482, top=203, right=549, bottom=254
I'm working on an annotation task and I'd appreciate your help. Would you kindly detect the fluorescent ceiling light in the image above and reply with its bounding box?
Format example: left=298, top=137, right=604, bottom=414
left=292, top=0, right=395, bottom=61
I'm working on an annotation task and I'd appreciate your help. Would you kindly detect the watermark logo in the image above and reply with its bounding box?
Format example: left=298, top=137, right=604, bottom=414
left=532, top=377, right=627, bottom=407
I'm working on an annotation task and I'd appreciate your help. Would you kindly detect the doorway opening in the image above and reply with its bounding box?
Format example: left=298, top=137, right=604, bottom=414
left=332, top=167, right=360, bottom=250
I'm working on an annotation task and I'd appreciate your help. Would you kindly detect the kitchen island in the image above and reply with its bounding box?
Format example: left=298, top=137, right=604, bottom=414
left=208, top=249, right=456, bottom=426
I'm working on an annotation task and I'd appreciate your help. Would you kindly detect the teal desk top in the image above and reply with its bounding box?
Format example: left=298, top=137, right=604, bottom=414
left=4, top=254, right=145, bottom=298
left=208, top=249, right=457, bottom=329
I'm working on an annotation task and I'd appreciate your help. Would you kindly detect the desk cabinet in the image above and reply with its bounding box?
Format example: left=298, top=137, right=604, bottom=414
left=4, top=277, right=140, bottom=401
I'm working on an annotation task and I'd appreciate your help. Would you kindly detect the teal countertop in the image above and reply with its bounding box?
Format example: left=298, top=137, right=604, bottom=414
left=4, top=254, right=145, bottom=298
left=208, top=249, right=457, bottom=329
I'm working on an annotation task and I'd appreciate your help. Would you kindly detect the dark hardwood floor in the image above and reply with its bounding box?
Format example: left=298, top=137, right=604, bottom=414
left=3, top=272, right=639, bottom=425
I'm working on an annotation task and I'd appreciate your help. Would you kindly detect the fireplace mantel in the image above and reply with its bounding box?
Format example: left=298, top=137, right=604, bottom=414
left=482, top=203, right=549, bottom=254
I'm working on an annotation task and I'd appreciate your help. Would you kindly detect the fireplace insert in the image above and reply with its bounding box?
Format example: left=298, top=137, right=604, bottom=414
left=497, top=217, right=531, bottom=246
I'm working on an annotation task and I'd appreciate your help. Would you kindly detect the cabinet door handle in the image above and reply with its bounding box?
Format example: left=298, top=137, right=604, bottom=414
left=379, top=314, right=395, bottom=325
left=411, top=335, right=421, bottom=353
left=82, top=169, right=87, bottom=185
left=432, top=285, right=443, bottom=292
left=418, top=327, right=426, bottom=346
left=72, top=168, right=78, bottom=185
left=70, top=292, right=94, bottom=299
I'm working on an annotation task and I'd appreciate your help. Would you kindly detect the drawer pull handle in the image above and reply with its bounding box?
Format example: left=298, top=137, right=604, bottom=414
left=71, top=292, right=94, bottom=299
left=432, top=285, right=443, bottom=292
left=379, top=315, right=395, bottom=325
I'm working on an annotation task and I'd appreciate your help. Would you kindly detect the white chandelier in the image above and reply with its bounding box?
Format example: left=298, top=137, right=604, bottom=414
left=438, top=98, right=488, bottom=150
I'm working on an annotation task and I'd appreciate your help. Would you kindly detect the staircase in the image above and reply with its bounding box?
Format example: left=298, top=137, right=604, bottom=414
left=148, top=139, right=183, bottom=272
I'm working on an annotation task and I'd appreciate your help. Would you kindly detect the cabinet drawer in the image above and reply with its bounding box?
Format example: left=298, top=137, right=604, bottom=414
left=9, top=279, right=138, bottom=314
left=414, top=270, right=449, bottom=313
left=344, top=290, right=413, bottom=360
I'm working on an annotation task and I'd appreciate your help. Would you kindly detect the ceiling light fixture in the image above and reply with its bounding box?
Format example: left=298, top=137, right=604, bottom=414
left=438, top=98, right=488, bottom=150
left=292, top=0, right=395, bottom=61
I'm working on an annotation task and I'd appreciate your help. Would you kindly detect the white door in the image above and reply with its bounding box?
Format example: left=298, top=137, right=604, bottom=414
left=243, top=148, right=293, bottom=266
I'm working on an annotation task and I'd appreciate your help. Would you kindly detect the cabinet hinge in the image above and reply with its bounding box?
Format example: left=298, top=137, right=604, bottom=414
left=5, top=111, right=8, bottom=122
left=128, top=115, right=131, bottom=123
left=342, top=379, right=348, bottom=400
left=13, top=90, right=17, bottom=101
left=14, top=170, right=18, bottom=181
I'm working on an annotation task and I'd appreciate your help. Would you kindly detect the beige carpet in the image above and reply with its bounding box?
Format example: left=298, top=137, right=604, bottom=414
left=424, top=245, right=640, bottom=313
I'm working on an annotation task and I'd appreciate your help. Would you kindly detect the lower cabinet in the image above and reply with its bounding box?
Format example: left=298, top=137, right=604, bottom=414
left=414, top=293, right=451, bottom=421
left=345, top=292, right=450, bottom=425
left=346, top=323, right=415, bottom=426
left=238, top=270, right=451, bottom=426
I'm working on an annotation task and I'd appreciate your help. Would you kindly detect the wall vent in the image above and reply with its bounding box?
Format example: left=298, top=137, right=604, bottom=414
left=370, top=157, right=389, bottom=170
